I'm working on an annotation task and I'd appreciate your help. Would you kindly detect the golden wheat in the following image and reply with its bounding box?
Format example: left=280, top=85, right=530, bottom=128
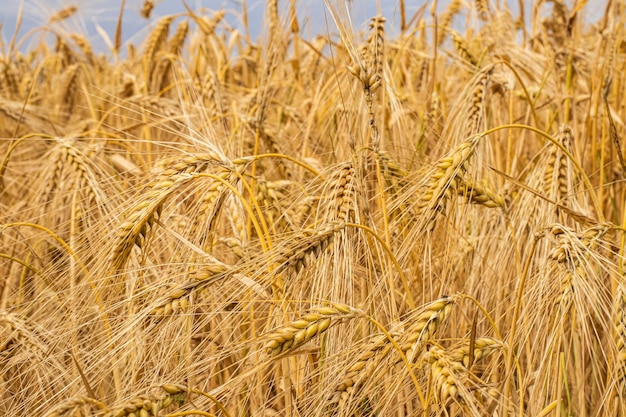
left=2, top=2, right=625, bottom=416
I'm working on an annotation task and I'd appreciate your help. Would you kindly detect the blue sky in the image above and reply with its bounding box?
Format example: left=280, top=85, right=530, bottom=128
left=0, top=1, right=608, bottom=53
left=0, top=1, right=423, bottom=51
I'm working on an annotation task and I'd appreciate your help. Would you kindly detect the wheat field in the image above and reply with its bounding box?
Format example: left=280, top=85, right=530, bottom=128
left=1, top=1, right=626, bottom=416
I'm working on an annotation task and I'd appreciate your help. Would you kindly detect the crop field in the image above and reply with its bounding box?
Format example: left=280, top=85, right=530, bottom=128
left=1, top=0, right=625, bottom=416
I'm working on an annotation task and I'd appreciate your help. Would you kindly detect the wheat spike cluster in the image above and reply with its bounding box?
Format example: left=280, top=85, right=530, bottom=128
left=2, top=0, right=626, bottom=416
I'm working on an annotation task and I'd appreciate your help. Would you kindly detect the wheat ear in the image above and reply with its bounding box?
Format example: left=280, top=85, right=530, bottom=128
left=417, top=136, right=480, bottom=231
left=150, top=264, right=230, bottom=318
left=550, top=223, right=609, bottom=308
left=450, top=30, right=478, bottom=67
left=324, top=163, right=358, bottom=223
left=425, top=337, right=503, bottom=404
left=264, top=303, right=357, bottom=356
left=613, top=282, right=626, bottom=401
left=104, top=384, right=187, bottom=417
left=335, top=296, right=456, bottom=399
left=49, top=6, right=78, bottom=23
left=334, top=333, right=395, bottom=398
left=400, top=295, right=457, bottom=360
left=140, top=1, right=154, bottom=19
left=271, top=225, right=338, bottom=275
left=457, top=177, right=506, bottom=209
left=543, top=125, right=573, bottom=208
left=110, top=173, right=198, bottom=271
left=43, top=397, right=107, bottom=417
left=0, top=311, right=47, bottom=354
